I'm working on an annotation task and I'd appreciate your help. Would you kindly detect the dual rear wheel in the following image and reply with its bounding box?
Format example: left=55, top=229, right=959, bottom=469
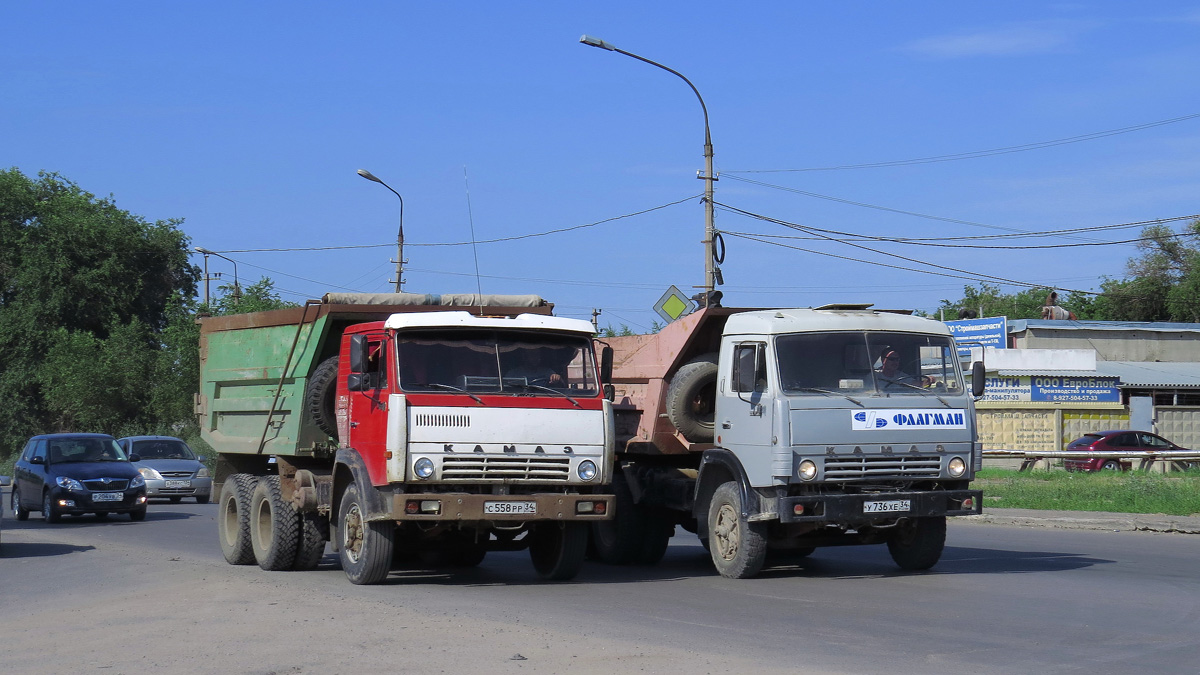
left=217, top=474, right=328, bottom=571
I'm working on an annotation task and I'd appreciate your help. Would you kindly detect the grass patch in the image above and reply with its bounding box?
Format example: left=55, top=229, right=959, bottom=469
left=973, top=468, right=1200, bottom=516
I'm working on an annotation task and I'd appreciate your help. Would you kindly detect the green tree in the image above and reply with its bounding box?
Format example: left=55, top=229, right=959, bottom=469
left=0, top=169, right=198, bottom=458
left=937, top=283, right=1080, bottom=321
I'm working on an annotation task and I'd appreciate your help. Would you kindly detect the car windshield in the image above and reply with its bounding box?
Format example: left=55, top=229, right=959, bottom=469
left=396, top=330, right=599, bottom=396
left=48, top=438, right=128, bottom=463
left=132, top=439, right=196, bottom=460
left=776, top=331, right=963, bottom=396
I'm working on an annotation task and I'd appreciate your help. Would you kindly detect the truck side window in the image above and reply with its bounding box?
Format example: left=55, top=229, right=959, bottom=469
left=733, top=343, right=765, bottom=393
left=367, top=339, right=387, bottom=389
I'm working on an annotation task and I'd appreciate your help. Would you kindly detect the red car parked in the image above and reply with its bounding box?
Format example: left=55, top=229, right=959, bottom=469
left=1063, top=430, right=1189, bottom=472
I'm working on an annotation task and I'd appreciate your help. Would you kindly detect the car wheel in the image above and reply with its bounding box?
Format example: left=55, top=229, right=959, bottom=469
left=1101, top=460, right=1121, bottom=471
left=12, top=488, right=30, bottom=521
left=95, top=511, right=109, bottom=520
left=129, top=505, right=148, bottom=521
left=42, top=492, right=61, bottom=524
left=195, top=494, right=210, bottom=505
left=169, top=496, right=183, bottom=504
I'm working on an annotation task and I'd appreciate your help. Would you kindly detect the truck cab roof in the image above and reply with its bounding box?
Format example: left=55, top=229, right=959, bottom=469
left=723, top=307, right=951, bottom=337
left=383, top=311, right=596, bottom=335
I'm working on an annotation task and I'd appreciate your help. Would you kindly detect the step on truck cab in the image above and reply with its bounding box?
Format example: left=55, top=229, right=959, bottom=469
left=595, top=304, right=985, bottom=578
left=199, top=293, right=615, bottom=584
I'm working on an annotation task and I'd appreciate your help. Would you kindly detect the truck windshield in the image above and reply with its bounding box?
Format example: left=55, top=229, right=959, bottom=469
left=396, top=330, right=598, bottom=396
left=776, top=331, right=963, bottom=396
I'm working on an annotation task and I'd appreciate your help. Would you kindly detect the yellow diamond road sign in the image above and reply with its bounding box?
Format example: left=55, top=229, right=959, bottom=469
left=653, top=285, right=697, bottom=323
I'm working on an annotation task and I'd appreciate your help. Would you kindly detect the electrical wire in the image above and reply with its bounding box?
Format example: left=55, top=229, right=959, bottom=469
left=724, top=112, right=1200, bottom=173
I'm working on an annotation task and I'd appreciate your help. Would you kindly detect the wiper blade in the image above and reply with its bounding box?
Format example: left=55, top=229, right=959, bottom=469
left=419, top=383, right=485, bottom=405
left=507, top=382, right=581, bottom=408
left=794, top=387, right=864, bottom=408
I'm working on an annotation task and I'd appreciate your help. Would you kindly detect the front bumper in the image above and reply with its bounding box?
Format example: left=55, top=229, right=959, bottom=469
left=776, top=489, right=982, bottom=524
left=381, top=492, right=614, bottom=523
left=144, top=477, right=213, bottom=498
left=51, top=488, right=148, bottom=513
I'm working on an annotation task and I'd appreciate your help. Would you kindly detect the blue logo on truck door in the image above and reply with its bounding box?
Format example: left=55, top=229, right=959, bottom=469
left=852, top=409, right=967, bottom=430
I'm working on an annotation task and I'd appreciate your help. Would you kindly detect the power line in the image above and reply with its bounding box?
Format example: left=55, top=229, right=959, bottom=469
left=211, top=195, right=701, bottom=253
left=724, top=111, right=1200, bottom=173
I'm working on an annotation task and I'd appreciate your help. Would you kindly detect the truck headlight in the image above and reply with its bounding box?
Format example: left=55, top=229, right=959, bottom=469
left=948, top=457, right=967, bottom=478
left=413, top=457, right=435, bottom=479
left=577, top=460, right=598, bottom=482
left=797, top=460, right=817, bottom=481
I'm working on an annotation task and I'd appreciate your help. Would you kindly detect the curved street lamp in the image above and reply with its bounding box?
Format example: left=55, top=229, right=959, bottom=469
left=357, top=168, right=405, bottom=292
left=580, top=35, right=720, bottom=300
left=194, top=246, right=239, bottom=307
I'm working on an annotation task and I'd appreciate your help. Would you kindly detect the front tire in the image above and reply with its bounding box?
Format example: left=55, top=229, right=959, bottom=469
left=529, top=522, right=588, bottom=581
left=12, top=489, right=29, bottom=521
left=250, top=476, right=299, bottom=571
left=338, top=482, right=394, bottom=584
left=217, top=474, right=257, bottom=565
left=707, top=481, right=767, bottom=579
left=129, top=505, right=148, bottom=521
left=42, top=492, right=61, bottom=524
left=887, top=516, right=946, bottom=571
left=1101, top=460, right=1121, bottom=471
left=195, top=494, right=210, bottom=505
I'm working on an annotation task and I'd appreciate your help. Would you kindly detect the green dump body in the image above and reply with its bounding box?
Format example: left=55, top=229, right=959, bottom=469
left=196, top=294, right=555, bottom=459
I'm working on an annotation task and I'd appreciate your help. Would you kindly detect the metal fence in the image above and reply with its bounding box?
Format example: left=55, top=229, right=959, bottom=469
left=982, top=449, right=1200, bottom=472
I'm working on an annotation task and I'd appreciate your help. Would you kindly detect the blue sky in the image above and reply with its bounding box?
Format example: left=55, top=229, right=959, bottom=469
left=5, top=2, right=1199, bottom=330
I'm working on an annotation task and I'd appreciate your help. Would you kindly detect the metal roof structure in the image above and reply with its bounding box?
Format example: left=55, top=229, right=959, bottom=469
left=1008, top=319, right=1200, bottom=334
left=993, top=361, right=1200, bottom=388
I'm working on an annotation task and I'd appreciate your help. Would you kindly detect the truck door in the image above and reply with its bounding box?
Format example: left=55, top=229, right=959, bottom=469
left=719, top=342, right=775, bottom=467
left=347, top=333, right=392, bottom=483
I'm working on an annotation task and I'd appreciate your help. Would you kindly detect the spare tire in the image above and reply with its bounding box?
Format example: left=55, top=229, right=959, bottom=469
left=665, top=352, right=719, bottom=443
left=305, top=355, right=340, bottom=439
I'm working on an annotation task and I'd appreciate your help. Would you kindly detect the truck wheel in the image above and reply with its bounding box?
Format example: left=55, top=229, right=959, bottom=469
left=589, top=474, right=647, bottom=564
left=529, top=522, right=588, bottom=581
left=707, top=481, right=767, bottom=579
left=250, top=476, right=299, bottom=571
left=304, top=355, right=340, bottom=439
left=887, top=516, right=946, bottom=571
left=12, top=488, right=29, bottom=521
left=338, top=482, right=394, bottom=584
left=666, top=353, right=719, bottom=443
left=292, top=512, right=329, bottom=571
left=636, top=515, right=674, bottom=566
left=218, top=474, right=257, bottom=565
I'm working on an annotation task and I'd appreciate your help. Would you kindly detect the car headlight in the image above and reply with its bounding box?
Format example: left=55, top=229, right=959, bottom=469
left=138, top=467, right=163, bottom=481
left=413, top=457, right=435, bottom=480
left=196, top=466, right=210, bottom=478
left=131, top=474, right=146, bottom=488
left=577, top=460, right=598, bottom=482
left=797, top=460, right=818, bottom=481
left=56, top=476, right=84, bottom=491
left=948, top=456, right=967, bottom=478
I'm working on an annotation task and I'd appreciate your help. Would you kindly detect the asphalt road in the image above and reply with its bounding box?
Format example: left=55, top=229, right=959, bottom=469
left=2, top=495, right=1199, bottom=675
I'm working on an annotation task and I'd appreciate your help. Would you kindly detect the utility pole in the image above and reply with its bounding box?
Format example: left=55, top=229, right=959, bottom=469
left=591, top=308, right=602, bottom=331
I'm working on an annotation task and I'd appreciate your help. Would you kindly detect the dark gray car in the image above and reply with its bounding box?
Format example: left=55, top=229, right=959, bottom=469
left=118, top=436, right=212, bottom=504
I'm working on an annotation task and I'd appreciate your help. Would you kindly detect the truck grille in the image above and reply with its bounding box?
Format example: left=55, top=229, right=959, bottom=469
left=824, top=455, right=941, bottom=480
left=442, top=456, right=570, bottom=481
left=414, top=413, right=471, bottom=428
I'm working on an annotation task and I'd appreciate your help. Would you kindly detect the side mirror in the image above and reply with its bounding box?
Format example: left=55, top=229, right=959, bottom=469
left=600, top=346, right=613, bottom=384
left=128, top=454, right=141, bottom=462
left=31, top=456, right=45, bottom=465
left=347, top=373, right=370, bottom=392
left=972, top=361, right=986, bottom=398
left=348, top=334, right=369, bottom=374
left=0, top=476, right=10, bottom=488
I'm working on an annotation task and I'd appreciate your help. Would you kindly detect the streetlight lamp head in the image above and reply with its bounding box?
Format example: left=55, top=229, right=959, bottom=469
left=579, top=35, right=616, bottom=51
left=194, top=246, right=212, bottom=254
left=357, top=169, right=382, bottom=183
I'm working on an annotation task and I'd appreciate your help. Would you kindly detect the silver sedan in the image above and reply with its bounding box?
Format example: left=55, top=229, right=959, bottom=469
left=118, top=436, right=213, bottom=504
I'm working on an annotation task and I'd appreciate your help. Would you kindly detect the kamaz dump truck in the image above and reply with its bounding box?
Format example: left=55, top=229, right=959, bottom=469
left=198, top=293, right=615, bottom=584
left=592, top=303, right=985, bottom=578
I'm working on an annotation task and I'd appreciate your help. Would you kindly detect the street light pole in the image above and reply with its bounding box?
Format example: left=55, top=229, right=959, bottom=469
left=580, top=34, right=719, bottom=300
left=194, top=247, right=240, bottom=307
left=357, top=169, right=405, bottom=293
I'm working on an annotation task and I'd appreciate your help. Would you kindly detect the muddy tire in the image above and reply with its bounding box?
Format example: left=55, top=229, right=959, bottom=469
left=304, top=355, right=340, bottom=439
left=887, top=516, right=946, bottom=571
left=338, top=482, right=394, bottom=584
left=250, top=476, right=299, bottom=571
left=218, top=474, right=257, bottom=565
left=665, top=353, right=719, bottom=443
left=530, top=522, right=588, bottom=581
left=590, top=474, right=647, bottom=564
left=707, top=481, right=767, bottom=579
left=292, top=512, right=329, bottom=571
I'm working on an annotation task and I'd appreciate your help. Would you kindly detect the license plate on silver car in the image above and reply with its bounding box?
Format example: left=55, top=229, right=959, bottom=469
left=93, top=492, right=123, bottom=502
left=483, top=501, right=537, bottom=515
left=864, top=499, right=911, bottom=513
left=165, top=480, right=191, bottom=489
